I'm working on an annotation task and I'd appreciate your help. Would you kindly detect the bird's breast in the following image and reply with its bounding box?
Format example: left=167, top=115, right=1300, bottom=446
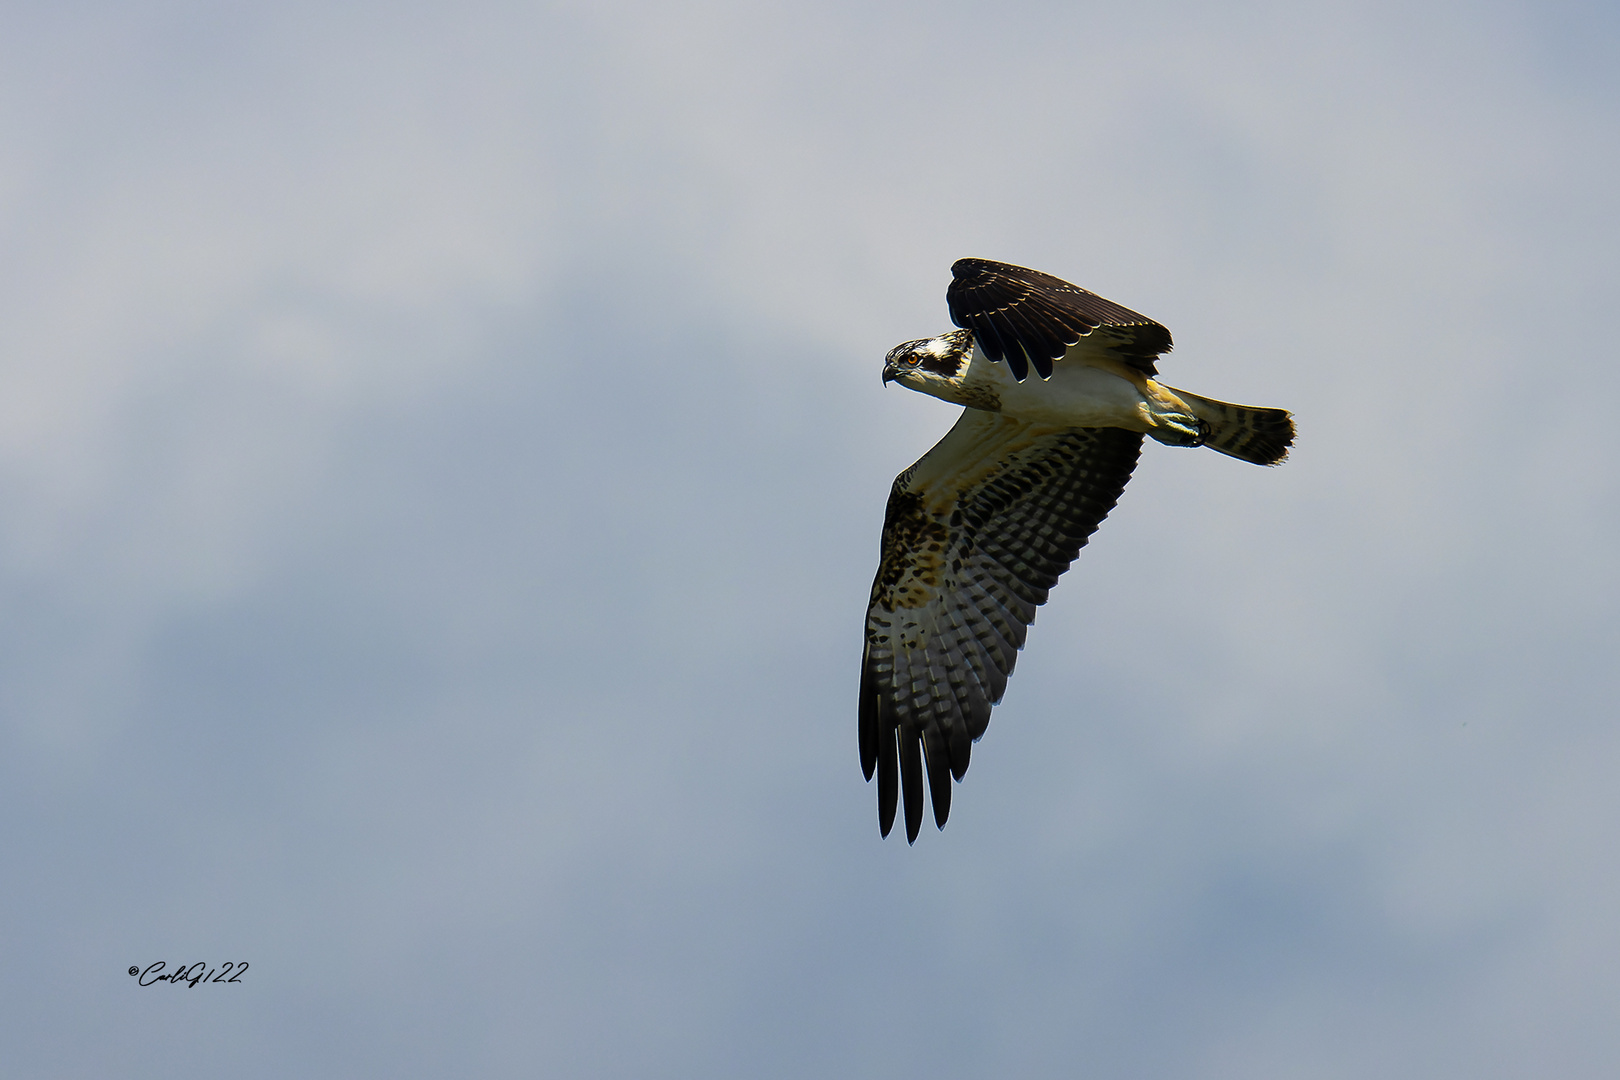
left=965, top=347, right=1153, bottom=431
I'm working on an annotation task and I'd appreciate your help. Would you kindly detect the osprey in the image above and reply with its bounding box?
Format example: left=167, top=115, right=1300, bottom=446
left=861, top=258, right=1294, bottom=842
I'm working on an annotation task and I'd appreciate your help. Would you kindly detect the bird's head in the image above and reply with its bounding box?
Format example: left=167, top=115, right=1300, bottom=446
left=882, top=330, right=974, bottom=395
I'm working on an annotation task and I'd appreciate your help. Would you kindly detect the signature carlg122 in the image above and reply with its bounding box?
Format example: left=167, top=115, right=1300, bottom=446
left=130, top=962, right=248, bottom=987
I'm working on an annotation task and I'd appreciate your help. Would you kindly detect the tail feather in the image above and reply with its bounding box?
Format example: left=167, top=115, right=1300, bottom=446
left=1166, top=386, right=1295, bottom=466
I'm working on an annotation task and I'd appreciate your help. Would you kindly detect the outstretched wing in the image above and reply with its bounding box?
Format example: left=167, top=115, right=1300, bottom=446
left=946, top=257, right=1173, bottom=381
left=860, top=409, right=1144, bottom=842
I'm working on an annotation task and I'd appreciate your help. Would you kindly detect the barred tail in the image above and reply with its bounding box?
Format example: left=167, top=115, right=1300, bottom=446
left=1166, top=386, right=1295, bottom=466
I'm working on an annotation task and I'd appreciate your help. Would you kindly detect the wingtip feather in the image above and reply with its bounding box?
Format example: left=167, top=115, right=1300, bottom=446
left=923, top=730, right=953, bottom=830
left=900, top=729, right=924, bottom=844
left=877, top=725, right=898, bottom=838
left=858, top=657, right=878, bottom=782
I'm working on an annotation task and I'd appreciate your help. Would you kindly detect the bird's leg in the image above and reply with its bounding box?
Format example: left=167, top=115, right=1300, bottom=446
left=1141, top=380, right=1208, bottom=447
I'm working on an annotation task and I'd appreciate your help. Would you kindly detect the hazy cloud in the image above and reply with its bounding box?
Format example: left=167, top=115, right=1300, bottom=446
left=3, top=1, right=1618, bottom=1076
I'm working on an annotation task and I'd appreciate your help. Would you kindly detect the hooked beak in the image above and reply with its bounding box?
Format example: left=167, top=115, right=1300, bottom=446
left=881, top=363, right=899, bottom=385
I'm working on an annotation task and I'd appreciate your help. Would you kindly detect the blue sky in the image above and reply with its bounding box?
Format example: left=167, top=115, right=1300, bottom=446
left=3, top=1, right=1618, bottom=1076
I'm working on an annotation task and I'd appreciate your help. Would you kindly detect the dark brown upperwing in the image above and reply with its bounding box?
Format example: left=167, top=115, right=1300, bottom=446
left=946, top=258, right=1173, bottom=381
left=860, top=410, right=1144, bottom=842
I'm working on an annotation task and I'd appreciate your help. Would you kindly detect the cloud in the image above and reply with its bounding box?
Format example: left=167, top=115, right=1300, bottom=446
left=2, top=1, right=1619, bottom=1076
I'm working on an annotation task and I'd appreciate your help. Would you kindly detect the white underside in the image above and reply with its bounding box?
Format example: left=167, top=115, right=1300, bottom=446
left=965, top=342, right=1157, bottom=430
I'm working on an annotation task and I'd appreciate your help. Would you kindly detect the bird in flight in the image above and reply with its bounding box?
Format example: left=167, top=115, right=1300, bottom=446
left=861, top=258, right=1294, bottom=842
